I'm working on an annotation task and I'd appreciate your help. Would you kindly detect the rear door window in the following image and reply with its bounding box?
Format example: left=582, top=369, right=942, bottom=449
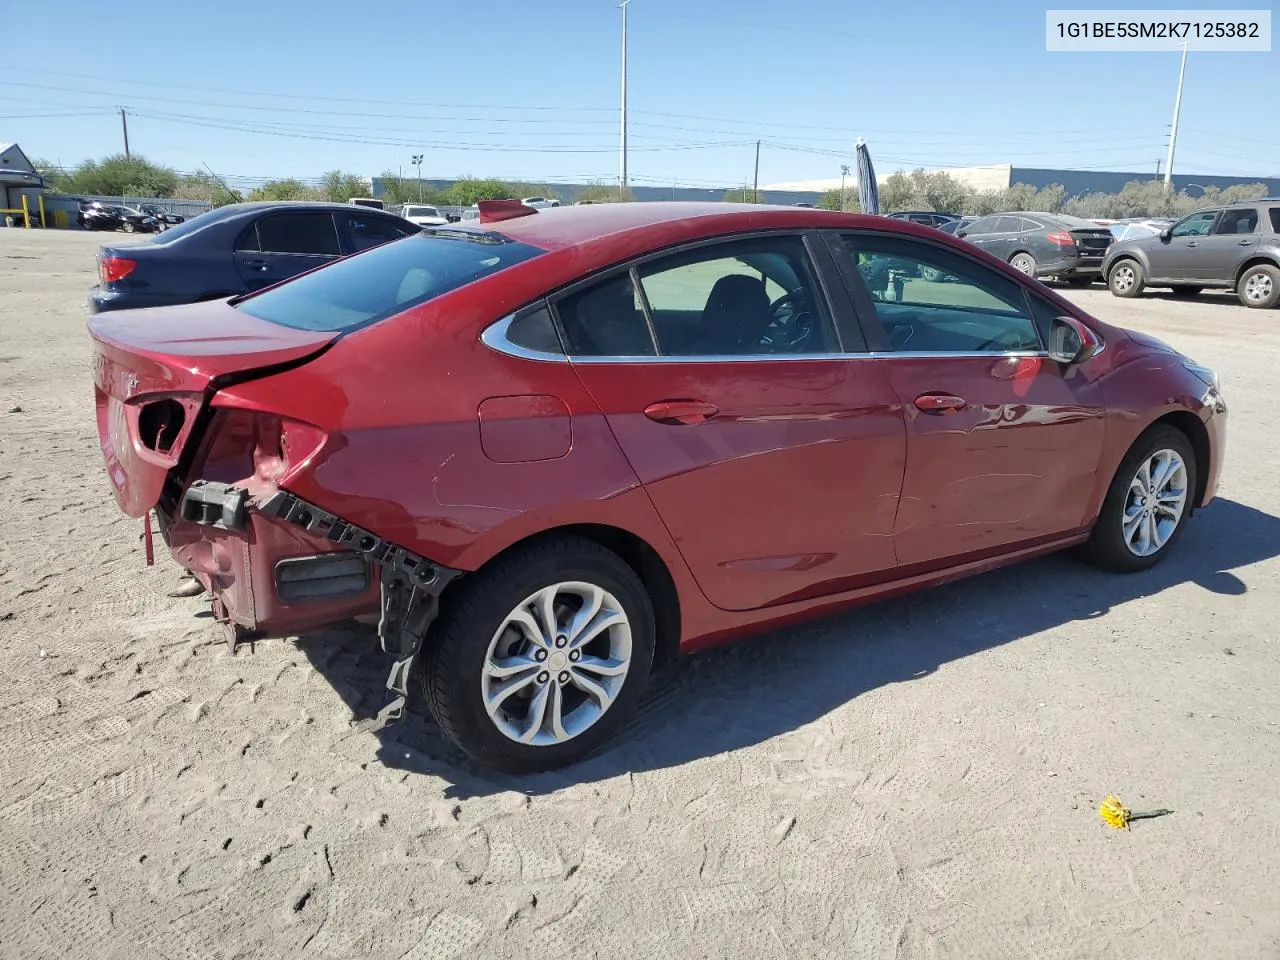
left=346, top=212, right=416, bottom=252
left=993, top=216, right=1021, bottom=233
left=1269, top=207, right=1280, bottom=233
left=235, top=231, right=544, bottom=332
left=1212, top=208, right=1259, bottom=235
left=255, top=212, right=341, bottom=255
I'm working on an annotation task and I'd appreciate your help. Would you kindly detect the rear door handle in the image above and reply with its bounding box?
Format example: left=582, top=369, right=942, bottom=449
left=242, top=259, right=270, bottom=271
left=644, top=399, right=719, bottom=425
left=914, top=394, right=967, bottom=414
left=1238, top=239, right=1254, bottom=246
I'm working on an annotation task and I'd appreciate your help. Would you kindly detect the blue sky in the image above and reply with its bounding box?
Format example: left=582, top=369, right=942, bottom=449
left=2, top=0, right=1276, bottom=189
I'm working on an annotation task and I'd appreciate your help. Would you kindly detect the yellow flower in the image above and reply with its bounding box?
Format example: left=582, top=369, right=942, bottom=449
left=1099, top=794, right=1131, bottom=830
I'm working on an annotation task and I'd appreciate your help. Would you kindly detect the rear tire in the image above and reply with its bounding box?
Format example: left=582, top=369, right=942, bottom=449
left=422, top=536, right=655, bottom=773
left=1170, top=285, right=1202, bottom=297
left=1236, top=263, right=1280, bottom=308
left=1108, top=259, right=1145, bottom=298
left=122, top=221, right=136, bottom=233
left=1083, top=425, right=1196, bottom=572
left=1010, top=252, right=1036, bottom=276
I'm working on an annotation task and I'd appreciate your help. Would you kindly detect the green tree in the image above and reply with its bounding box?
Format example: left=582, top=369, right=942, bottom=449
left=573, top=184, right=632, bottom=203
left=878, top=172, right=914, bottom=212
left=378, top=171, right=444, bottom=205
left=57, top=154, right=179, bottom=197
left=723, top=187, right=764, bottom=203
left=246, top=179, right=325, bottom=202
left=172, top=173, right=242, bottom=207
left=448, top=178, right=516, bottom=206
left=321, top=170, right=369, bottom=203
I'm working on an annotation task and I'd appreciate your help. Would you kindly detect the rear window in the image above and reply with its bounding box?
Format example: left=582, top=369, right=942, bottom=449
left=235, top=231, right=544, bottom=332
left=148, top=205, right=249, bottom=245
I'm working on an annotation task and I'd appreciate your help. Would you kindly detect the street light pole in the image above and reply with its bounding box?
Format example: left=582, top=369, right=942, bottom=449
left=619, top=0, right=630, bottom=198
left=840, top=165, right=850, bottom=212
left=1164, top=43, right=1189, bottom=191
left=411, top=154, right=424, bottom=203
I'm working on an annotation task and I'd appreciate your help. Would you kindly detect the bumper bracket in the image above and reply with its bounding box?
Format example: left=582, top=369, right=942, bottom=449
left=257, top=490, right=462, bottom=729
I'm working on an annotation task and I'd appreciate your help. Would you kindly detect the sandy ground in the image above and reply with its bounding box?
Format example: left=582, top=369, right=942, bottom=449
left=1, top=227, right=1278, bottom=960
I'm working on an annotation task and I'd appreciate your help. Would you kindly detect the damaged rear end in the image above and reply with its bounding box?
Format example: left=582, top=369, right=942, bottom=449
left=89, top=299, right=459, bottom=726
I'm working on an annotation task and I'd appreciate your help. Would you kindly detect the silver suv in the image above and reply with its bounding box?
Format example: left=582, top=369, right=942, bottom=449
left=1103, top=199, right=1280, bottom=308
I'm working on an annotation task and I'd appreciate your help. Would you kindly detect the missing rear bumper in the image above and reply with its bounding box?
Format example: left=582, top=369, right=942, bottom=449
left=258, top=490, right=462, bottom=729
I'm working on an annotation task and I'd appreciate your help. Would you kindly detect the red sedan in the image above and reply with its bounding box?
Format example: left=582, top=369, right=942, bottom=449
left=88, top=201, right=1227, bottom=771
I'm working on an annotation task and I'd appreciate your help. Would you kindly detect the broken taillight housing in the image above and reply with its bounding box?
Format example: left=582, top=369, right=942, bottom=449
left=193, top=408, right=327, bottom=498
left=99, top=256, right=137, bottom=284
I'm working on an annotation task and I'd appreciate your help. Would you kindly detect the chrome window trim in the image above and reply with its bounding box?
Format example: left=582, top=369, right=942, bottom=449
left=481, top=314, right=1059, bottom=365
left=480, top=313, right=570, bottom=363
left=565, top=349, right=1053, bottom=364
left=483, top=311, right=1080, bottom=366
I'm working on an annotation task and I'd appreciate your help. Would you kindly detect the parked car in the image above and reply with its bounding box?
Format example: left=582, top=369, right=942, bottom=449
left=1103, top=199, right=1280, bottom=308
left=138, top=203, right=186, bottom=229
left=399, top=203, right=449, bottom=227
left=888, top=211, right=962, bottom=229
left=955, top=212, right=1114, bottom=285
left=88, top=201, right=1226, bottom=771
left=117, top=206, right=161, bottom=233
left=937, top=216, right=977, bottom=236
left=89, top=202, right=420, bottom=313
left=77, top=201, right=157, bottom=233
left=1108, top=222, right=1161, bottom=243
left=521, top=196, right=561, bottom=209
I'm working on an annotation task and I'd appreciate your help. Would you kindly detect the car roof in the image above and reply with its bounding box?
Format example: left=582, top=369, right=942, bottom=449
left=448, top=201, right=886, bottom=255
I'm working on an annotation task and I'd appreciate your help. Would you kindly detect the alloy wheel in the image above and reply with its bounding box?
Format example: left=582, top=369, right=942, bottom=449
left=480, top=581, right=632, bottom=746
left=1121, top=448, right=1188, bottom=557
left=1243, top=270, right=1273, bottom=304
left=1112, top=264, right=1136, bottom=292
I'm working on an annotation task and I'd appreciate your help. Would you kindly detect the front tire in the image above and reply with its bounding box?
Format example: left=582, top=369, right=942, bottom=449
left=1108, top=259, right=1145, bottom=298
left=122, top=221, right=136, bottom=233
left=1237, top=263, right=1280, bottom=308
left=423, top=536, right=655, bottom=772
left=1083, top=425, right=1196, bottom=572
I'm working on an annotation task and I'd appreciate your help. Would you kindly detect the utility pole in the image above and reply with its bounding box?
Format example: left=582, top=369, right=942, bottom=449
left=619, top=0, right=630, bottom=198
left=411, top=154, right=424, bottom=203
left=1164, top=43, right=1189, bottom=191
left=840, top=164, right=850, bottom=212
left=1154, top=159, right=1161, bottom=179
left=120, top=108, right=130, bottom=159
left=752, top=140, right=760, bottom=202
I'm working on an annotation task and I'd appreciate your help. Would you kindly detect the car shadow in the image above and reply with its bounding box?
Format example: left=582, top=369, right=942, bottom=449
left=293, top=497, right=1279, bottom=799
left=1137, top=291, right=1243, bottom=307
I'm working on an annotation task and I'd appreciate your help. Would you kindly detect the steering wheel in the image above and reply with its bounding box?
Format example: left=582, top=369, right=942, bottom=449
left=762, top=290, right=815, bottom=350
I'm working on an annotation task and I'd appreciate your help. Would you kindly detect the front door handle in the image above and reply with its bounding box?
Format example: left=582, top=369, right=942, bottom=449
left=644, top=399, right=719, bottom=425
left=242, top=259, right=270, bottom=271
left=1186, top=241, right=1199, bottom=247
left=1238, top=239, right=1254, bottom=246
left=914, top=394, right=967, bottom=414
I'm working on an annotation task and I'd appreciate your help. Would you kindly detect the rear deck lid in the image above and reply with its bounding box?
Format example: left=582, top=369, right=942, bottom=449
left=89, top=299, right=335, bottom=516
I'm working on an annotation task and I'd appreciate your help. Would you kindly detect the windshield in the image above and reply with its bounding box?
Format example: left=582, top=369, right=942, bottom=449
left=404, top=206, right=439, bottom=217
left=235, top=232, right=544, bottom=332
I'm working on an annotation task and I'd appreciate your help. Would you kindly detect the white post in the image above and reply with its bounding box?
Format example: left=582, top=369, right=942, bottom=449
left=619, top=0, right=630, bottom=197
left=1164, top=43, right=1189, bottom=191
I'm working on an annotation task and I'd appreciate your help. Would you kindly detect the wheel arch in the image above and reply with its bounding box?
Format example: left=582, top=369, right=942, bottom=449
left=1234, top=255, right=1280, bottom=286
left=444, top=523, right=683, bottom=670
left=1150, top=410, right=1211, bottom=509
left=1105, top=252, right=1146, bottom=277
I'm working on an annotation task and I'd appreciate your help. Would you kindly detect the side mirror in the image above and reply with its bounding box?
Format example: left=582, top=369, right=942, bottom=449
left=1160, top=227, right=1172, bottom=241
left=956, top=230, right=967, bottom=238
left=1048, top=316, right=1102, bottom=365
